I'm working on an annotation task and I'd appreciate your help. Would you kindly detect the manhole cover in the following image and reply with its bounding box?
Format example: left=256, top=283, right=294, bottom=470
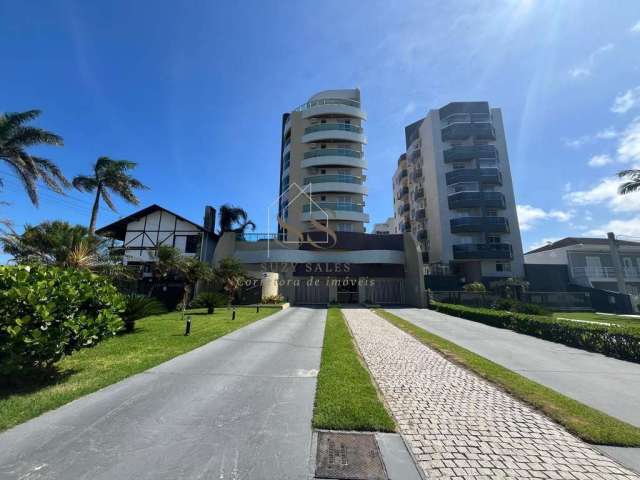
left=315, top=431, right=388, bottom=480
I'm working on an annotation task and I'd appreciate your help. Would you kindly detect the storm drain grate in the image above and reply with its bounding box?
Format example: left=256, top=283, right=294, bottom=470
left=315, top=431, right=388, bottom=480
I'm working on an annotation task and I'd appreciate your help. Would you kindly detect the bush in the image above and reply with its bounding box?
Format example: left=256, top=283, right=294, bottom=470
left=192, top=291, right=227, bottom=314
left=432, top=302, right=640, bottom=363
left=0, top=265, right=124, bottom=376
left=463, top=282, right=486, bottom=293
left=121, top=294, right=167, bottom=332
left=261, top=294, right=285, bottom=305
left=493, top=298, right=549, bottom=316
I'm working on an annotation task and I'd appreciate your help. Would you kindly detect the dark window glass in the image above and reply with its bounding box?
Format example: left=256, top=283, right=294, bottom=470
left=185, top=235, right=199, bottom=254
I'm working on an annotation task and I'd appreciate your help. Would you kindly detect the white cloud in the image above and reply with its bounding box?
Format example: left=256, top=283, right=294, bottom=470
left=617, top=117, right=640, bottom=163
left=563, top=126, right=618, bottom=150
left=611, top=86, right=640, bottom=114
left=402, top=101, right=417, bottom=116
left=596, top=126, right=618, bottom=139
left=564, top=176, right=640, bottom=213
left=631, top=20, right=640, bottom=34
left=584, top=216, right=640, bottom=238
left=517, top=204, right=573, bottom=231
left=568, top=43, right=614, bottom=79
left=588, top=154, right=613, bottom=167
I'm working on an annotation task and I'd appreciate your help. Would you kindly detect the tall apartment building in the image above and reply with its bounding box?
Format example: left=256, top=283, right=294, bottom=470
left=278, top=89, right=369, bottom=238
left=393, top=101, right=524, bottom=282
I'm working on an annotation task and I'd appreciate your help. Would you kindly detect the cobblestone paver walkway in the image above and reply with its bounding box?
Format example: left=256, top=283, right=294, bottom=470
left=342, top=308, right=639, bottom=480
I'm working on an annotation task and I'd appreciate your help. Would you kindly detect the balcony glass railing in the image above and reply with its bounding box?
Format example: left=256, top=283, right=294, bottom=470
left=444, top=145, right=498, bottom=163
left=303, top=202, right=364, bottom=213
left=445, top=168, right=501, bottom=185
left=448, top=191, right=506, bottom=209
left=304, top=174, right=363, bottom=185
left=453, top=243, right=512, bottom=260
left=450, top=216, right=509, bottom=233
left=304, top=148, right=362, bottom=159
left=304, top=123, right=363, bottom=135
left=294, top=98, right=361, bottom=112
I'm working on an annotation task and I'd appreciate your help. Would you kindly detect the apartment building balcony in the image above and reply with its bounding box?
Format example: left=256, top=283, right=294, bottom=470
left=450, top=216, right=509, bottom=234
left=396, top=186, right=409, bottom=199
left=571, top=267, right=640, bottom=281
left=453, top=243, right=513, bottom=260
left=414, top=188, right=424, bottom=200
left=448, top=191, right=506, bottom=209
left=445, top=168, right=502, bottom=186
left=297, top=98, right=367, bottom=120
left=442, top=122, right=496, bottom=141
left=301, top=148, right=366, bottom=169
left=284, top=116, right=292, bottom=136
left=302, top=123, right=366, bottom=144
left=443, top=145, right=498, bottom=163
left=303, top=174, right=367, bottom=194
left=417, top=230, right=428, bottom=241
left=411, top=168, right=423, bottom=181
left=415, top=209, right=426, bottom=220
left=397, top=203, right=410, bottom=215
left=302, top=202, right=369, bottom=223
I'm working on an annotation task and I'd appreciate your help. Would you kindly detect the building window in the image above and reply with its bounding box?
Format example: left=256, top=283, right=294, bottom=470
left=336, top=223, right=355, bottom=232
left=487, top=235, right=501, bottom=244
left=496, top=262, right=511, bottom=272
left=486, top=209, right=498, bottom=217
left=185, top=235, right=199, bottom=254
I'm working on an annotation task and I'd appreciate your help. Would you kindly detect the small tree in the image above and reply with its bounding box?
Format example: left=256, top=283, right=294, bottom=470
left=177, top=257, right=213, bottom=313
left=214, top=257, right=247, bottom=306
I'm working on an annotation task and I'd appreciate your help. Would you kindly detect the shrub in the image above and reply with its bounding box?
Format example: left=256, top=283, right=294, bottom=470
left=192, top=291, right=227, bottom=314
left=121, top=294, right=167, bottom=332
left=432, top=302, right=640, bottom=363
left=463, top=282, right=486, bottom=293
left=493, top=298, right=549, bottom=316
left=0, top=265, right=124, bottom=376
left=262, top=294, right=285, bottom=305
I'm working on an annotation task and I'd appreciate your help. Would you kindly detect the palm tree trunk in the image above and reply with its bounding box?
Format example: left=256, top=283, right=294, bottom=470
left=89, top=187, right=101, bottom=235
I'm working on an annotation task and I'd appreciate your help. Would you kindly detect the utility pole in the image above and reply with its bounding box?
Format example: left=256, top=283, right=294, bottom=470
left=607, top=232, right=627, bottom=294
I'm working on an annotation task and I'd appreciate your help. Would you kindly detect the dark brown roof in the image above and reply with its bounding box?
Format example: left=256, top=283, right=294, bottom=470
left=525, top=237, right=640, bottom=255
left=96, top=204, right=214, bottom=240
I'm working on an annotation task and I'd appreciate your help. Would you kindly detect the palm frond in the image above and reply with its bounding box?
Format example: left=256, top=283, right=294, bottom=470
left=72, top=175, right=99, bottom=192
left=100, top=187, right=118, bottom=211
left=6, top=126, right=63, bottom=147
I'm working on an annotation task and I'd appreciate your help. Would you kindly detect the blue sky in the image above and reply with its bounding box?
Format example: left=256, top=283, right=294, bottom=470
left=2, top=0, right=640, bottom=256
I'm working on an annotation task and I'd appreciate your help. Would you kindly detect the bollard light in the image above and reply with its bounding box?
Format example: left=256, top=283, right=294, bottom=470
left=256, top=304, right=260, bottom=313
left=184, top=315, right=192, bottom=336
left=232, top=307, right=236, bottom=320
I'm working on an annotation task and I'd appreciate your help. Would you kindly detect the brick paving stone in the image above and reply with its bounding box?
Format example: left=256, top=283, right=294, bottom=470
left=342, top=308, right=640, bottom=480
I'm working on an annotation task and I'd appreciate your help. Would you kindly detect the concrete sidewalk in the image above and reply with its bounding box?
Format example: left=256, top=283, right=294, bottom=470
left=390, top=307, right=640, bottom=473
left=0, top=307, right=326, bottom=480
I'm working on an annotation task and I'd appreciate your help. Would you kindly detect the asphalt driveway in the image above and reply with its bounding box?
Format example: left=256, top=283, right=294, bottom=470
left=0, top=307, right=326, bottom=480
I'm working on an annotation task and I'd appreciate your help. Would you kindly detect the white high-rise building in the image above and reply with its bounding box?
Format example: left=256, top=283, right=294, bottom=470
left=393, top=101, right=525, bottom=282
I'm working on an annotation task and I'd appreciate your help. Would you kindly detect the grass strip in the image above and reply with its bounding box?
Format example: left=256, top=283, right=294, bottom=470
left=312, top=308, right=395, bottom=432
left=374, top=308, right=640, bottom=447
left=0, top=307, right=280, bottom=432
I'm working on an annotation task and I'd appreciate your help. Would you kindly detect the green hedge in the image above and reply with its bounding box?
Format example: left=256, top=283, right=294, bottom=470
left=432, top=302, right=640, bottom=363
left=0, top=265, right=124, bottom=376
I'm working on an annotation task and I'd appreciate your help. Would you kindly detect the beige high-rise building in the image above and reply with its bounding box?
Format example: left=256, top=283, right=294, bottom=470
left=278, top=89, right=369, bottom=238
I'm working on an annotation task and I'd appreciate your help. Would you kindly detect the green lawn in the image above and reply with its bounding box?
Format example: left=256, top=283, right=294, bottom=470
left=375, top=308, right=640, bottom=447
left=552, top=311, right=640, bottom=329
left=312, top=308, right=395, bottom=432
left=0, top=306, right=280, bottom=432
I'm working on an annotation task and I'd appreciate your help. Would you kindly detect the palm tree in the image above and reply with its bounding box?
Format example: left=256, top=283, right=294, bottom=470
left=618, top=170, right=640, bottom=195
left=73, top=157, right=148, bottom=234
left=218, top=204, right=256, bottom=234
left=0, top=110, right=69, bottom=205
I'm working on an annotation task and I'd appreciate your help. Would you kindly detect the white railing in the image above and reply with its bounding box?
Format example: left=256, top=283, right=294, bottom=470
left=571, top=266, right=640, bottom=279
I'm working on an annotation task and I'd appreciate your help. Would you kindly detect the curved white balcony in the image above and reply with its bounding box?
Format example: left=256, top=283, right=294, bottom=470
left=283, top=116, right=292, bottom=136
left=302, top=123, right=366, bottom=144
left=301, top=202, right=369, bottom=223
left=301, top=148, right=367, bottom=169
left=304, top=174, right=367, bottom=194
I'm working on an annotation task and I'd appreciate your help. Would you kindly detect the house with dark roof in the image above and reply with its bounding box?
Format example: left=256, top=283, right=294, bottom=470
left=96, top=204, right=218, bottom=271
left=525, top=235, right=640, bottom=295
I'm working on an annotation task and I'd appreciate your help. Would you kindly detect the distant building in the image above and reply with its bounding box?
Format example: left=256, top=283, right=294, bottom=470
left=525, top=235, right=640, bottom=295
left=392, top=101, right=525, bottom=283
left=372, top=217, right=399, bottom=235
